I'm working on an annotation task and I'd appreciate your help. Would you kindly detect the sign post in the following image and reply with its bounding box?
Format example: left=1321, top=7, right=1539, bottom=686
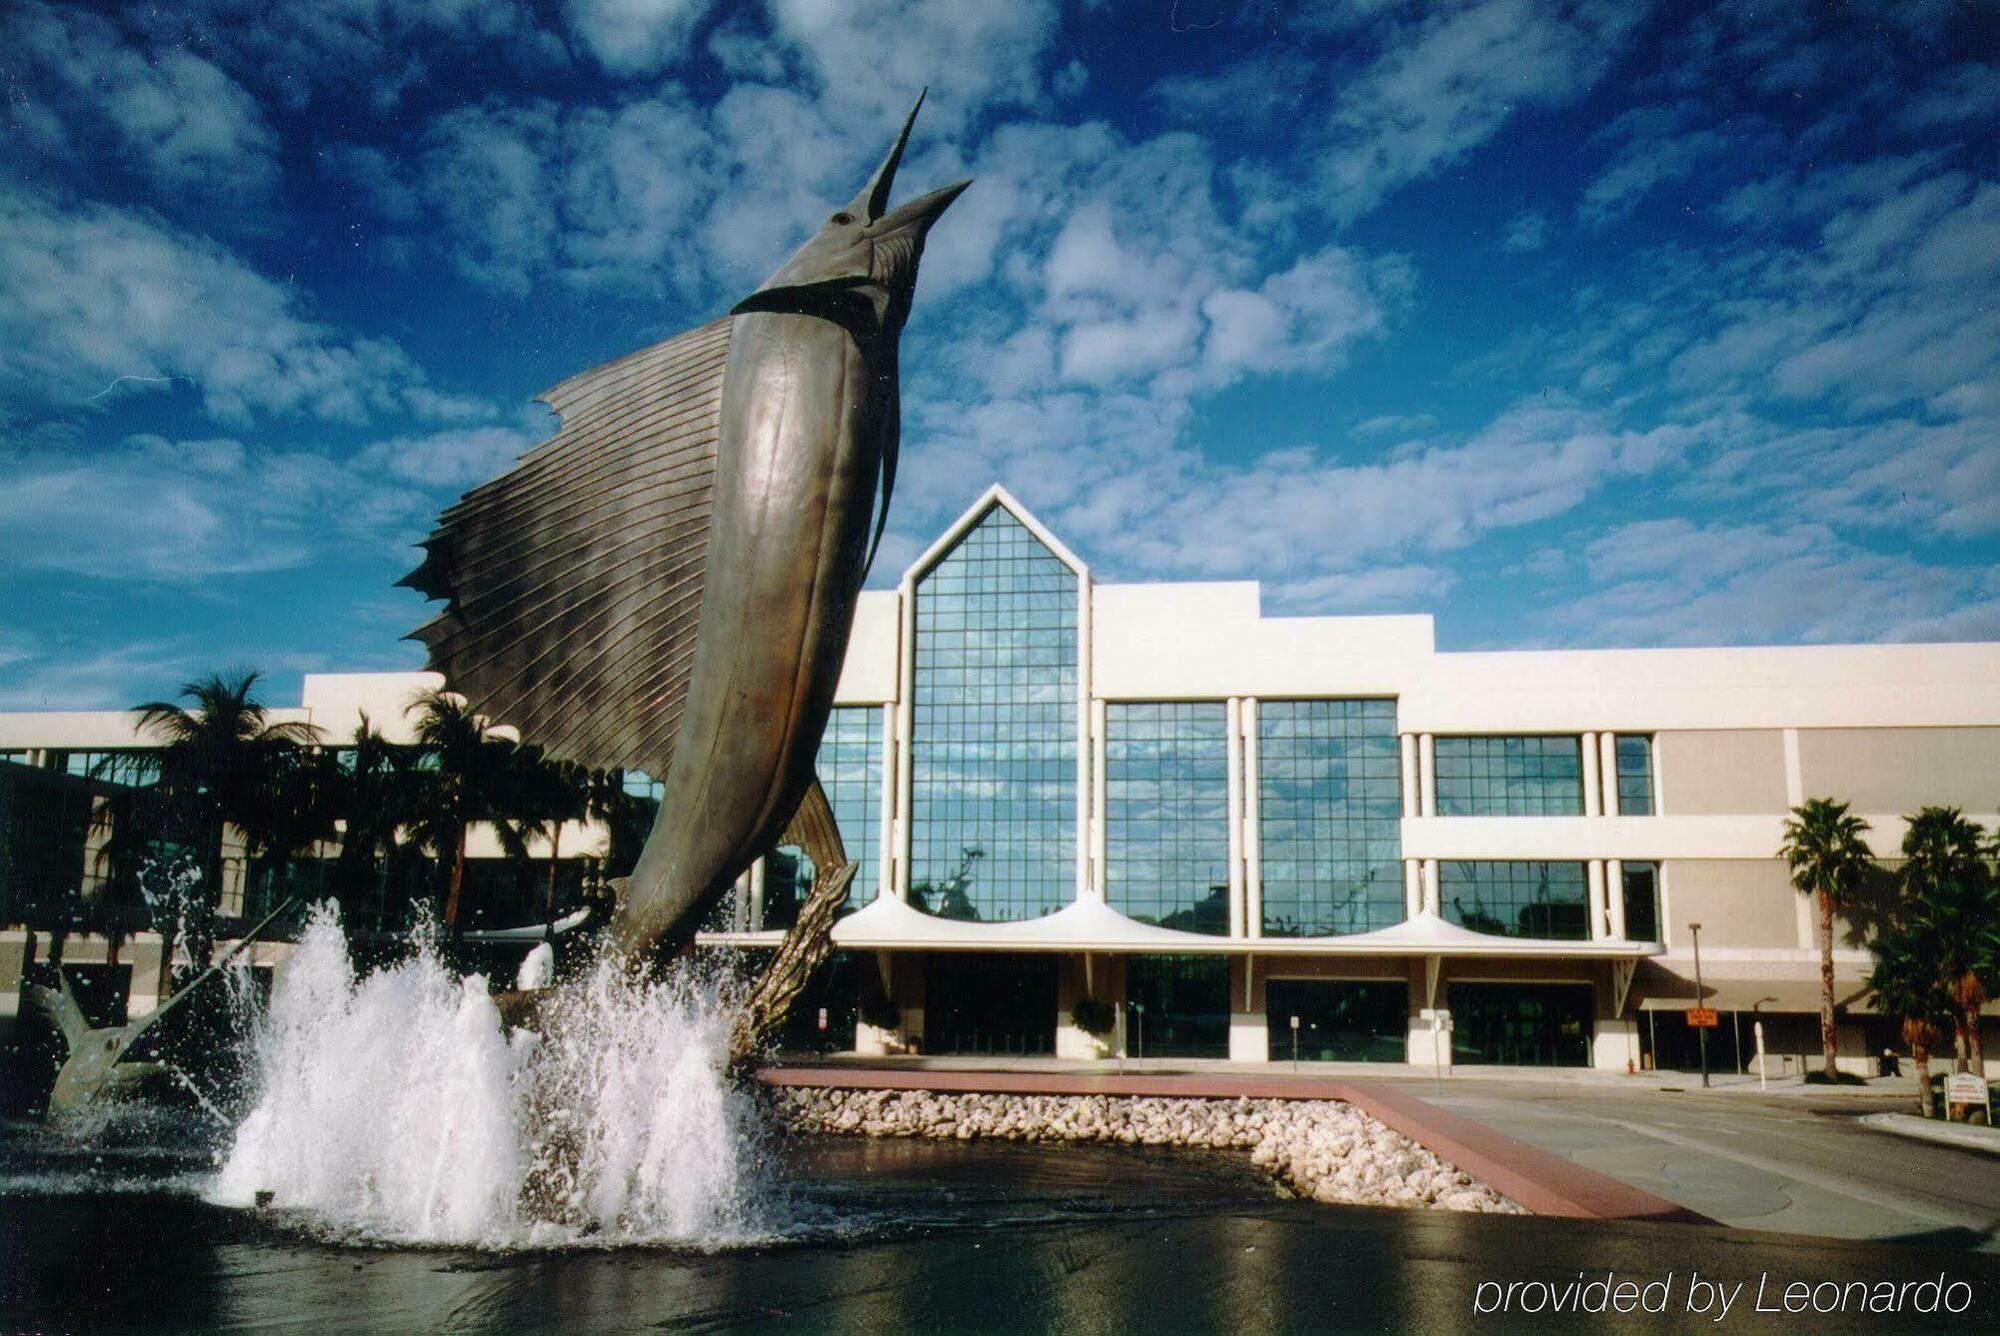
left=1753, top=1020, right=1767, bottom=1092
left=1290, top=1013, right=1300, bottom=1070
left=1946, top=1072, right=1992, bottom=1125
left=1689, top=921, right=1710, bottom=1088
left=1421, top=1007, right=1451, bottom=1096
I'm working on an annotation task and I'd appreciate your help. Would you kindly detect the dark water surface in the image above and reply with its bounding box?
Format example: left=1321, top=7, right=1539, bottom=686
left=3, top=1125, right=1996, bottom=1334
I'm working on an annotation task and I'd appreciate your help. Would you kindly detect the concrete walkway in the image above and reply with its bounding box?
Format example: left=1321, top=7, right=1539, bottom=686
left=1411, top=1080, right=2000, bottom=1251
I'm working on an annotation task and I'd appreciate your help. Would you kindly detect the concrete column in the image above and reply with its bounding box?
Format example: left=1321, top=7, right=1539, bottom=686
left=1075, top=574, right=1092, bottom=901
left=894, top=580, right=916, bottom=899
left=1089, top=697, right=1108, bottom=900
left=1592, top=1017, right=1641, bottom=1071
left=1586, top=859, right=1607, bottom=941
left=749, top=858, right=767, bottom=931
left=1598, top=732, right=1619, bottom=814
left=877, top=703, right=897, bottom=899
left=1417, top=733, right=1437, bottom=815
left=1226, top=698, right=1245, bottom=937
left=1606, top=858, right=1627, bottom=939
left=1399, top=733, right=1419, bottom=817
left=1421, top=858, right=1440, bottom=916
left=1403, top=859, right=1422, bottom=920
left=1581, top=731, right=1602, bottom=817
left=1244, top=698, right=1263, bottom=938
left=1228, top=955, right=1267, bottom=1062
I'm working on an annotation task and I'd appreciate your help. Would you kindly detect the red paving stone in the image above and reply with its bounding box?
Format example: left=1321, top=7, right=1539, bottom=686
left=755, top=1064, right=1710, bottom=1225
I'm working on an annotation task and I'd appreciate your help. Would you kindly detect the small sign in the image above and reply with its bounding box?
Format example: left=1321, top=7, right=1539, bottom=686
left=1290, top=1015, right=1300, bottom=1030
left=817, top=1008, right=828, bottom=1031
left=1685, top=1007, right=1720, bottom=1028
left=1946, top=1072, right=1991, bottom=1118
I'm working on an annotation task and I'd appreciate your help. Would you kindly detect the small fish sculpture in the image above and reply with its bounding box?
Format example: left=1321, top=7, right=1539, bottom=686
left=402, top=93, right=967, bottom=956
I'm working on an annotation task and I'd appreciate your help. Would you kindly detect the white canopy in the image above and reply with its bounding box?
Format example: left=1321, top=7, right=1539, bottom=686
left=699, top=896, right=1660, bottom=957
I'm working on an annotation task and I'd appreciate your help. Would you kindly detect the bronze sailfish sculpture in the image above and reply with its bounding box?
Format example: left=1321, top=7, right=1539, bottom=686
left=401, top=93, right=967, bottom=957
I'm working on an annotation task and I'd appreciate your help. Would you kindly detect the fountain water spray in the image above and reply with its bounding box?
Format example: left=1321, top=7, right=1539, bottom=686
left=211, top=904, right=772, bottom=1248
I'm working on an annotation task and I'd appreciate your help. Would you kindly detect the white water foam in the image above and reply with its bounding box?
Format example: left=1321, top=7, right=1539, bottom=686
left=210, top=905, right=771, bottom=1248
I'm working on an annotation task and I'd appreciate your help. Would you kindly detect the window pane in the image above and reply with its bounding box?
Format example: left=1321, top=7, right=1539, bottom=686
left=1440, top=860, right=1590, bottom=940
left=1434, top=736, right=1584, bottom=816
left=1615, top=734, right=1654, bottom=815
left=1257, top=699, right=1404, bottom=936
left=1106, top=702, right=1229, bottom=934
left=1621, top=860, right=1660, bottom=941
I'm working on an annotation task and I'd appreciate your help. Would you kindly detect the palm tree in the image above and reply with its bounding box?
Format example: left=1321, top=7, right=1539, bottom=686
left=327, top=714, right=428, bottom=931
left=404, top=688, right=526, bottom=931
left=1899, top=807, right=1997, bottom=1080
left=1866, top=923, right=1957, bottom=1116
left=1779, top=798, right=1875, bottom=1078
left=134, top=672, right=321, bottom=1000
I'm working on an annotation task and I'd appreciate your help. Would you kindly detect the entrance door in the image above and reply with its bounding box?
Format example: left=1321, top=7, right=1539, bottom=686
left=1450, top=982, right=1593, bottom=1067
left=924, top=954, right=1056, bottom=1055
left=1266, top=980, right=1407, bottom=1062
left=1126, top=955, right=1229, bottom=1058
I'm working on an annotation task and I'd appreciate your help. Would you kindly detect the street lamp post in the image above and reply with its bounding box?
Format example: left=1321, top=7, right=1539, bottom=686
left=1690, top=921, right=1710, bottom=1089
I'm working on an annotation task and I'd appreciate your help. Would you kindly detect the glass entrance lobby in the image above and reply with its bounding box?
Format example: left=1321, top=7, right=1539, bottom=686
left=1449, top=982, right=1594, bottom=1067
left=1265, top=980, right=1408, bottom=1062
left=1126, top=956, right=1229, bottom=1058
left=924, top=955, right=1056, bottom=1056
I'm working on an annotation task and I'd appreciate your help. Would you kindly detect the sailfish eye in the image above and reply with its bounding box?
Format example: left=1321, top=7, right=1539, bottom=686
left=831, top=212, right=854, bottom=225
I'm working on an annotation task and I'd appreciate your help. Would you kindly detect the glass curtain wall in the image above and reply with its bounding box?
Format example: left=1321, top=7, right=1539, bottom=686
left=1441, top=860, right=1590, bottom=939
left=1257, top=699, right=1404, bottom=935
left=910, top=507, right=1079, bottom=921
left=1434, top=736, right=1584, bottom=815
left=763, top=706, right=885, bottom=927
left=1105, top=702, right=1229, bottom=933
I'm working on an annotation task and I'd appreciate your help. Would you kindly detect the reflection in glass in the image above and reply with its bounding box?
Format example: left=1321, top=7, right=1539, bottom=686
left=910, top=507, right=1078, bottom=921
left=1621, top=860, right=1660, bottom=941
left=1615, top=734, right=1655, bottom=815
left=1441, top=860, right=1589, bottom=939
left=1434, top=735, right=1584, bottom=816
left=762, top=706, right=884, bottom=926
left=1106, top=702, right=1228, bottom=934
left=1257, top=699, right=1403, bottom=935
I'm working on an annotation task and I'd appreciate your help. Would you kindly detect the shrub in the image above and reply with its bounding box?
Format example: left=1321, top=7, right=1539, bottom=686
left=1071, top=998, right=1116, bottom=1035
left=859, top=995, right=901, bottom=1031
left=1803, top=1069, right=1868, bottom=1086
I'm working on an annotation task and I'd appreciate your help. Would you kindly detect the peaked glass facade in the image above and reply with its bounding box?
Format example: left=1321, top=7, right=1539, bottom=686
left=909, top=506, right=1078, bottom=921
left=1257, top=699, right=1404, bottom=935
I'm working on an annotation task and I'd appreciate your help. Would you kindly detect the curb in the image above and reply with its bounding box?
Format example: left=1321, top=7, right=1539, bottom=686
left=755, top=1065, right=1710, bottom=1225
left=1859, top=1111, right=2000, bottom=1156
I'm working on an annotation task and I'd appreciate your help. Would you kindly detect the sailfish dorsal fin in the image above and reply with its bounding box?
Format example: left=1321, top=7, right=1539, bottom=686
left=402, top=316, right=733, bottom=781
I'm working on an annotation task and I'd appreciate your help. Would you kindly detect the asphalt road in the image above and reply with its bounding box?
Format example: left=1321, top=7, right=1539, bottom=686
left=1403, top=1079, right=2000, bottom=1251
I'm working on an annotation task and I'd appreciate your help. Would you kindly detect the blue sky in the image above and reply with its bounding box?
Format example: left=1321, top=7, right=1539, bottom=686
left=2, top=0, right=1996, bottom=711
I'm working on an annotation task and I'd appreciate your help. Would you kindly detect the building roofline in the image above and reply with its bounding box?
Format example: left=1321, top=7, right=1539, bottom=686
left=900, top=483, right=1090, bottom=587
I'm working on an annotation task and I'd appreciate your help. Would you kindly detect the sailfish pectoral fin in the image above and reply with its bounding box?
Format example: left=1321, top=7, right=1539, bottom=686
left=863, top=376, right=898, bottom=578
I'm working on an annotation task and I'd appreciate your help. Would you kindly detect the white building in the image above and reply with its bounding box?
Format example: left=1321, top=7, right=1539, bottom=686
left=5, top=486, right=1998, bottom=1073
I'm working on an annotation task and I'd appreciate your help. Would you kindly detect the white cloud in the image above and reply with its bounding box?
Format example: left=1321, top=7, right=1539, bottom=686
left=3, top=1, right=278, bottom=205
left=565, top=0, right=714, bottom=73
left=1556, top=519, right=2000, bottom=646
left=762, top=0, right=1060, bottom=133
left=1317, top=0, right=1642, bottom=219
left=1499, top=212, right=1547, bottom=252
left=0, top=189, right=462, bottom=424
left=0, top=420, right=536, bottom=586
